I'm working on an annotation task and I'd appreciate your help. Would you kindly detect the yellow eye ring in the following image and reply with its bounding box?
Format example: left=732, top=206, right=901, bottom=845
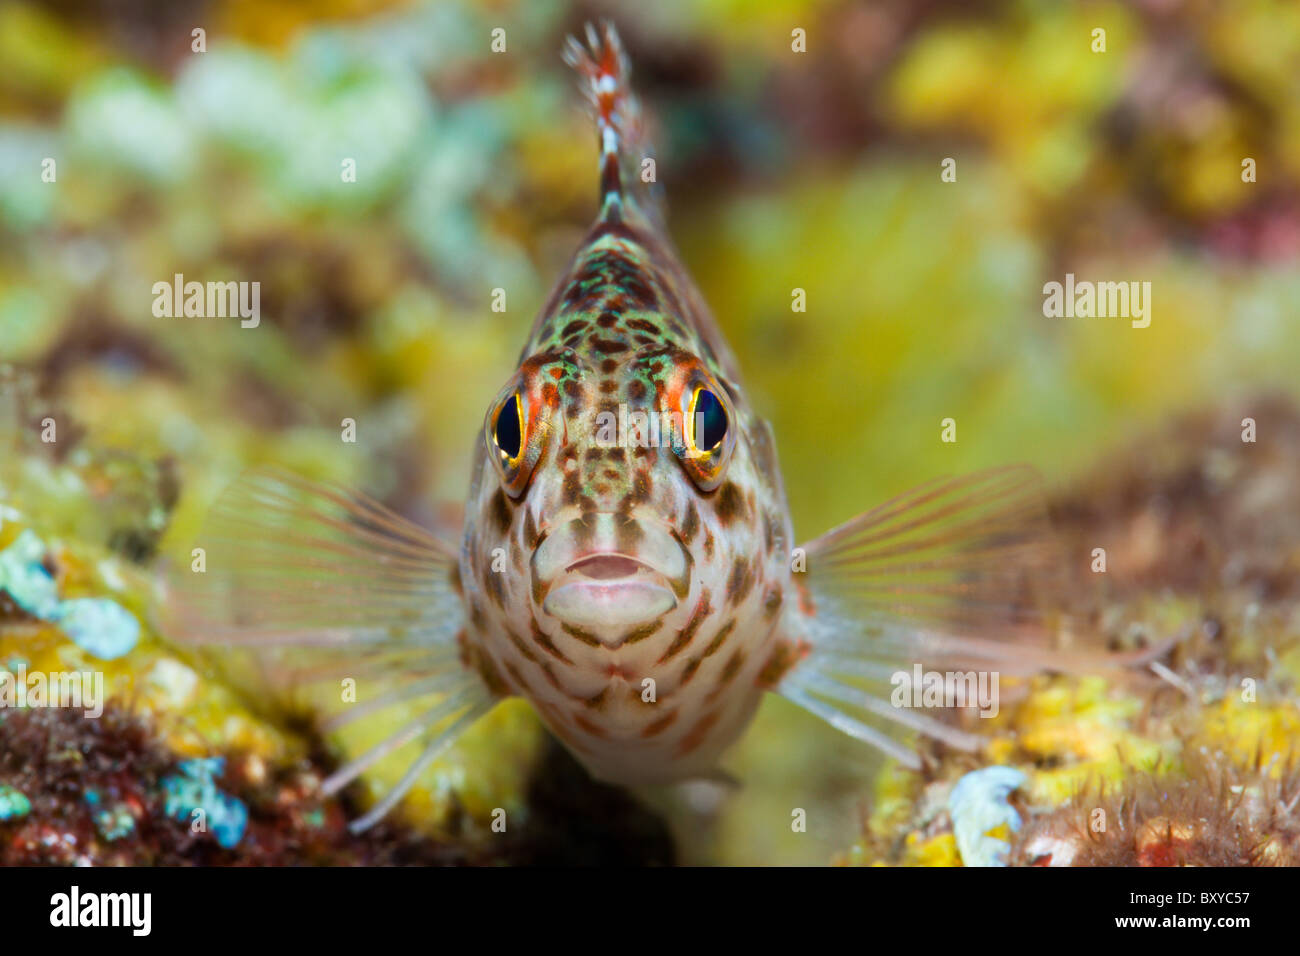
left=686, top=385, right=728, bottom=457
left=493, top=392, right=524, bottom=465
left=485, top=383, right=542, bottom=498
left=673, top=375, right=734, bottom=492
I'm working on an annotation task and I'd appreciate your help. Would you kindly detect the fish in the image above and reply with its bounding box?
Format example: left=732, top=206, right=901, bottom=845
left=167, top=22, right=1132, bottom=833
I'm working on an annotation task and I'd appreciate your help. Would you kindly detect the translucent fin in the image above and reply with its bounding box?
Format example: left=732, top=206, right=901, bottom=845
left=164, top=468, right=495, bottom=831
left=563, top=20, right=665, bottom=228
left=779, top=466, right=1152, bottom=765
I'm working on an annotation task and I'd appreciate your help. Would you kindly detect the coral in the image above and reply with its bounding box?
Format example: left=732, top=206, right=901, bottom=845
left=843, top=399, right=1300, bottom=866
left=1011, top=754, right=1300, bottom=867
left=948, top=766, right=1027, bottom=867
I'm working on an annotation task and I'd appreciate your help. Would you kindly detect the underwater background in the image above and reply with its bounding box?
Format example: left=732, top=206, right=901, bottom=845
left=1, top=0, right=1299, bottom=865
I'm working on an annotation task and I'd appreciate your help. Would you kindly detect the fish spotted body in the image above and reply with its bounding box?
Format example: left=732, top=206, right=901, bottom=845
left=457, top=107, right=797, bottom=780
left=174, top=23, right=1097, bottom=832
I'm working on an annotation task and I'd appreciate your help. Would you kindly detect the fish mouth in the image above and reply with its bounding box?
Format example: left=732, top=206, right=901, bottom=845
left=532, top=515, right=689, bottom=638
left=565, top=554, right=647, bottom=579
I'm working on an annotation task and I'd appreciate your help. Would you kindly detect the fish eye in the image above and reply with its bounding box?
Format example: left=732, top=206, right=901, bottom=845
left=494, top=393, right=523, bottom=461
left=486, top=378, right=550, bottom=498
left=692, top=388, right=727, bottom=451
left=674, top=375, right=735, bottom=492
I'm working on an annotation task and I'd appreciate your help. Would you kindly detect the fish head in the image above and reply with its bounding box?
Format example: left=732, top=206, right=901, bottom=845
left=465, top=333, right=784, bottom=655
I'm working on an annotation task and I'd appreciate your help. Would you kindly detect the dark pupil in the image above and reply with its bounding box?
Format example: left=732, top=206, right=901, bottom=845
left=495, top=396, right=522, bottom=459
left=695, top=389, right=727, bottom=450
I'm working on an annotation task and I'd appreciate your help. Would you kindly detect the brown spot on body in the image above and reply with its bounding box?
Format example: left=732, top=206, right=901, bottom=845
left=504, top=661, right=531, bottom=694
left=596, top=311, right=618, bottom=329
left=757, top=639, right=808, bottom=688
left=615, top=514, right=643, bottom=553
left=573, top=511, right=597, bottom=550
left=489, top=488, right=512, bottom=534
left=680, top=501, right=700, bottom=543
left=718, top=649, right=745, bottom=687
left=762, top=585, right=784, bottom=620
left=627, top=318, right=658, bottom=335
left=486, top=568, right=506, bottom=609
left=628, top=471, right=653, bottom=505
left=641, top=709, right=678, bottom=738
left=591, top=337, right=629, bottom=355
left=621, top=620, right=662, bottom=644
left=562, top=470, right=582, bottom=506
left=505, top=626, right=539, bottom=664
left=727, top=557, right=757, bottom=606
left=469, top=648, right=510, bottom=697
left=531, top=621, right=573, bottom=664
left=701, top=620, right=735, bottom=658
left=715, top=482, right=746, bottom=525
left=561, top=622, right=601, bottom=648
left=794, top=575, right=817, bottom=617
left=563, top=379, right=585, bottom=411
left=675, top=710, right=720, bottom=756
left=572, top=713, right=607, bottom=738
left=659, top=591, right=712, bottom=663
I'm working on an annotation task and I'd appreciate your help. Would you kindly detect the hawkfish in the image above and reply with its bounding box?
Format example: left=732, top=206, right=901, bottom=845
left=169, top=23, right=1108, bottom=832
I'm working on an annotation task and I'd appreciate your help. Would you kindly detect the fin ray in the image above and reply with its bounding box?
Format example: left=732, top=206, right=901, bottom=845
left=779, top=466, right=1096, bottom=764
left=563, top=20, right=664, bottom=226
left=164, top=468, right=494, bottom=831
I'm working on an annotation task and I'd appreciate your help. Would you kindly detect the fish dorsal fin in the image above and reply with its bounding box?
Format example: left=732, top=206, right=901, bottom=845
left=563, top=21, right=664, bottom=230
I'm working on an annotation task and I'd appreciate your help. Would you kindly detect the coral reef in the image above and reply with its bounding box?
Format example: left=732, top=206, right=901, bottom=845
left=840, top=397, right=1300, bottom=866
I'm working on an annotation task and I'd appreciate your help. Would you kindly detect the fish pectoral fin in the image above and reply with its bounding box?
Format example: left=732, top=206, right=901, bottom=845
left=162, top=467, right=495, bottom=832
left=776, top=465, right=1130, bottom=766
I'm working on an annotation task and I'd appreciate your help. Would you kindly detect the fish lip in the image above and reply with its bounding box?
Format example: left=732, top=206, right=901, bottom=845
left=530, top=514, right=690, bottom=635
left=542, top=572, right=678, bottom=636
left=531, top=512, right=689, bottom=586
left=564, top=553, right=651, bottom=579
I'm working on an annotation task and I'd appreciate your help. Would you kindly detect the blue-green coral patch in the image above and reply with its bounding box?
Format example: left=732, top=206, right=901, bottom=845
left=160, top=758, right=248, bottom=849
left=0, top=785, right=32, bottom=821
left=0, top=530, right=139, bottom=659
